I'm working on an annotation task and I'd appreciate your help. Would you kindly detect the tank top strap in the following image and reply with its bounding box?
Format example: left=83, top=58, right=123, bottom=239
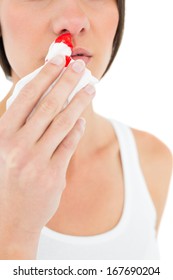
left=108, top=119, right=157, bottom=224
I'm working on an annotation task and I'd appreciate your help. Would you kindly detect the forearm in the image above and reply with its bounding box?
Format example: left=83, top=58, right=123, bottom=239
left=0, top=228, right=40, bottom=260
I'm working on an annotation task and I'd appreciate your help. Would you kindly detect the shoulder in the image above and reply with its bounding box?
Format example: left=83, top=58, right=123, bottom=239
left=132, top=127, right=173, bottom=231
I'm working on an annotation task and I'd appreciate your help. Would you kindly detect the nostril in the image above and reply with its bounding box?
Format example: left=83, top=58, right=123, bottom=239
left=61, top=29, right=69, bottom=34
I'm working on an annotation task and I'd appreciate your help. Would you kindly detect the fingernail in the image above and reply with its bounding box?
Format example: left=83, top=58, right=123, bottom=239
left=50, top=55, right=65, bottom=66
left=84, top=84, right=96, bottom=96
left=72, top=60, right=85, bottom=73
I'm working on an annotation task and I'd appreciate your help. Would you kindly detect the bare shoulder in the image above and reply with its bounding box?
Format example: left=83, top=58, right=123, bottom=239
left=132, top=128, right=173, bottom=231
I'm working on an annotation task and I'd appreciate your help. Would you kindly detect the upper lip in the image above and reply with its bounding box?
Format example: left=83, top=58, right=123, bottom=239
left=71, top=48, right=92, bottom=57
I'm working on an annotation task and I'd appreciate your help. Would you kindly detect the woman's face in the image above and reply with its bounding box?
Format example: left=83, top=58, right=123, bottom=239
left=0, top=0, right=119, bottom=82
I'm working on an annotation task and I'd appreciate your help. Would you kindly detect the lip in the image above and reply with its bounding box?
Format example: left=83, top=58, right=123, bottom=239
left=71, top=48, right=92, bottom=65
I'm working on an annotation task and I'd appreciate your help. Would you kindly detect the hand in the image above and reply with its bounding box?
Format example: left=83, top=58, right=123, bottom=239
left=0, top=57, right=95, bottom=257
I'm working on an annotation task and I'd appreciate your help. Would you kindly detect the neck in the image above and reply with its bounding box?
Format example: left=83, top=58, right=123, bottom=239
left=68, top=104, right=116, bottom=168
left=72, top=104, right=99, bottom=161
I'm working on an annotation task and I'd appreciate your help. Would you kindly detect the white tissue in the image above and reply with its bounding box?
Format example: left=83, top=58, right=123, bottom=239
left=6, top=41, right=98, bottom=110
left=45, top=42, right=71, bottom=62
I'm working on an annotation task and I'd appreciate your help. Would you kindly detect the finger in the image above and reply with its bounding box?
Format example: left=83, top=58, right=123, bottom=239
left=18, top=60, right=86, bottom=145
left=50, top=118, right=86, bottom=172
left=3, top=56, right=65, bottom=135
left=35, top=84, right=95, bottom=158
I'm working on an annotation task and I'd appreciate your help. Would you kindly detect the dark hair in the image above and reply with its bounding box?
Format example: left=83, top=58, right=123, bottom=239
left=103, top=0, right=125, bottom=77
left=0, top=0, right=125, bottom=78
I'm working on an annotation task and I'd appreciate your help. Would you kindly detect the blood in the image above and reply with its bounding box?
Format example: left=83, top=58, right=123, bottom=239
left=55, top=33, right=73, bottom=49
left=55, top=33, right=73, bottom=67
left=65, top=56, right=72, bottom=67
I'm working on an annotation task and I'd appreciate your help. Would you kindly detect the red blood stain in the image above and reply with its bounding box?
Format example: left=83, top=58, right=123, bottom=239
left=55, top=33, right=73, bottom=67
left=55, top=33, right=73, bottom=50
left=65, top=56, right=72, bottom=67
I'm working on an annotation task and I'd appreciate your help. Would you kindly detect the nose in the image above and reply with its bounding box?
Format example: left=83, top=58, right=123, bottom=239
left=51, top=0, right=90, bottom=37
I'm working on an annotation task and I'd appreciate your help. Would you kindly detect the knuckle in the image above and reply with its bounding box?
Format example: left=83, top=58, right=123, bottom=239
left=64, top=75, right=74, bottom=87
left=61, top=128, right=81, bottom=152
left=41, top=64, right=50, bottom=76
left=63, top=73, right=74, bottom=86
left=75, top=91, right=91, bottom=109
left=20, top=83, right=36, bottom=101
left=0, top=134, right=31, bottom=172
left=0, top=137, right=41, bottom=179
left=62, top=137, right=75, bottom=152
left=39, top=97, right=56, bottom=114
left=40, top=65, right=54, bottom=80
left=75, top=95, right=87, bottom=109
left=54, top=113, right=73, bottom=130
left=3, top=144, right=25, bottom=172
left=41, top=63, right=57, bottom=78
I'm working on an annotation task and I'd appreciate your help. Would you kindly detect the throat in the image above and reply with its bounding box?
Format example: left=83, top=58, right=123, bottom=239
left=68, top=113, right=119, bottom=167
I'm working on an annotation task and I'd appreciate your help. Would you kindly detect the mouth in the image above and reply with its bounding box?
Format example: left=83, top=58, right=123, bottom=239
left=71, top=48, right=92, bottom=65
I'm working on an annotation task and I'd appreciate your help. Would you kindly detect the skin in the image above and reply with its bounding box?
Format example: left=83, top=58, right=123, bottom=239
left=0, top=0, right=172, bottom=259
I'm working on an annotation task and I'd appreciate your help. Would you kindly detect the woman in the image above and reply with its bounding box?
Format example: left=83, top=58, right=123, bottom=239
left=0, top=0, right=172, bottom=260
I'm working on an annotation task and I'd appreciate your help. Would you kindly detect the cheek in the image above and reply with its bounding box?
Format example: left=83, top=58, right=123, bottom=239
left=95, top=11, right=119, bottom=77
left=2, top=16, right=24, bottom=74
left=1, top=4, right=40, bottom=78
left=2, top=5, right=28, bottom=54
left=103, top=9, right=119, bottom=54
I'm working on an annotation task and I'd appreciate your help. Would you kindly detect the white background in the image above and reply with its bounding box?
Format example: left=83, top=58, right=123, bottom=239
left=0, top=0, right=173, bottom=260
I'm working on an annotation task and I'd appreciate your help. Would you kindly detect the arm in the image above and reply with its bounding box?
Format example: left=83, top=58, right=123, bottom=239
left=0, top=60, right=95, bottom=259
left=0, top=228, right=40, bottom=260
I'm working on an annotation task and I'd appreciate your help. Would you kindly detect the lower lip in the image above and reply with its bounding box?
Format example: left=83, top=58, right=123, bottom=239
left=71, top=56, right=91, bottom=65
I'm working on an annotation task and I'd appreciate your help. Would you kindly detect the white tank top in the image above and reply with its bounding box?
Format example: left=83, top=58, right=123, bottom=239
left=37, top=120, right=160, bottom=260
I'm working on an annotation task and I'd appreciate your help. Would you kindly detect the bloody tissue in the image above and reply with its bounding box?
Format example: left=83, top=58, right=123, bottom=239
left=55, top=33, right=73, bottom=66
